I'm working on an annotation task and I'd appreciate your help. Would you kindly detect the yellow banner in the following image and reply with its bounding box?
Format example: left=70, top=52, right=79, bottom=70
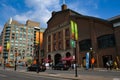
left=7, top=41, right=10, bottom=51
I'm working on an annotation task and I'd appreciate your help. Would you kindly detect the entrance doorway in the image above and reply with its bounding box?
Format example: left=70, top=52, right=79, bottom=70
left=102, top=55, right=112, bottom=67
left=82, top=57, right=86, bottom=67
left=54, top=54, right=61, bottom=65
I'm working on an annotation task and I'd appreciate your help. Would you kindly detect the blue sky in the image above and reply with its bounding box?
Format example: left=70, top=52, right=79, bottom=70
left=0, top=0, right=120, bottom=32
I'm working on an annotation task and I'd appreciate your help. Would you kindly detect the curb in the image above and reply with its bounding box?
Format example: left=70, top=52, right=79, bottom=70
left=20, top=71, right=82, bottom=80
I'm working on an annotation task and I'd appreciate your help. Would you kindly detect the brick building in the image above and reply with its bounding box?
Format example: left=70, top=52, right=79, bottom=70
left=44, top=4, right=120, bottom=68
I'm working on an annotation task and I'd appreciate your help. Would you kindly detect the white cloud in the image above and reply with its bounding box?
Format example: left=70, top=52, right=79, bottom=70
left=13, top=0, right=60, bottom=27
left=1, top=3, right=17, bottom=13
left=13, top=0, right=100, bottom=28
left=67, top=0, right=100, bottom=17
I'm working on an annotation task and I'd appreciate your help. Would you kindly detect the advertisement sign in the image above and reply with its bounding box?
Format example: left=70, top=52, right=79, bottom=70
left=86, top=52, right=90, bottom=70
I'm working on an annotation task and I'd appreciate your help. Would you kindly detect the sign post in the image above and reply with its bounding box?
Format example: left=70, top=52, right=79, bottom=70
left=70, top=20, right=78, bottom=77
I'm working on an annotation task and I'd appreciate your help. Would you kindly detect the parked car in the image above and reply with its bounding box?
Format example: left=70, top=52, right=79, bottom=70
left=52, top=63, right=69, bottom=70
left=17, top=62, right=25, bottom=66
left=5, top=63, right=14, bottom=68
left=27, top=64, right=46, bottom=72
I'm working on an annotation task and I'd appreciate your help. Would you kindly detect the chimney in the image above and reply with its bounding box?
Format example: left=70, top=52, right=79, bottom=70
left=61, top=4, right=67, bottom=11
left=52, top=11, right=56, bottom=16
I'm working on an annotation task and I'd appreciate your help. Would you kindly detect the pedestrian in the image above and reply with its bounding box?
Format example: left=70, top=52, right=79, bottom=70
left=106, top=59, right=113, bottom=70
left=109, top=59, right=113, bottom=70
left=91, top=57, right=95, bottom=70
left=113, top=61, right=118, bottom=70
left=106, top=61, right=110, bottom=70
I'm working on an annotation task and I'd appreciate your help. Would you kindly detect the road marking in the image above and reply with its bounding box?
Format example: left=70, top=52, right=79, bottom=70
left=0, top=74, right=7, bottom=77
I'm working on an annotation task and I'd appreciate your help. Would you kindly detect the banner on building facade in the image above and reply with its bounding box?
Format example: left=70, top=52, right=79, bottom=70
left=7, top=41, right=10, bottom=51
left=86, top=52, right=90, bottom=70
left=36, top=32, right=43, bottom=47
left=0, top=46, right=2, bottom=53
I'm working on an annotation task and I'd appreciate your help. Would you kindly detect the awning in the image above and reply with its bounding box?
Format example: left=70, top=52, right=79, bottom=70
left=44, top=58, right=53, bottom=63
left=61, top=56, right=74, bottom=61
left=32, top=60, right=37, bottom=64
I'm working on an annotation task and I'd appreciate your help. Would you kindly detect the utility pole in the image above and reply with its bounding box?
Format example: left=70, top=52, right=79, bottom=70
left=70, top=20, right=78, bottom=77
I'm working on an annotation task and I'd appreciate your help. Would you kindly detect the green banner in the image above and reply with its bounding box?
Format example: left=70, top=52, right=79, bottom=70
left=70, top=39, right=76, bottom=48
left=70, top=20, right=78, bottom=40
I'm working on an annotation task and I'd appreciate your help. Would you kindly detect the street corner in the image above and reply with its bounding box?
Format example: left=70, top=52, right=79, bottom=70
left=113, top=78, right=120, bottom=80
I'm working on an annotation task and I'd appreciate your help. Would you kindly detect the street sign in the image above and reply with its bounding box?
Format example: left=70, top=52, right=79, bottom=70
left=70, top=39, right=76, bottom=48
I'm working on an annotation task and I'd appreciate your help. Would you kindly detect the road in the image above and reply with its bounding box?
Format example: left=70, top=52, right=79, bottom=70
left=0, top=66, right=120, bottom=80
left=0, top=70, right=69, bottom=80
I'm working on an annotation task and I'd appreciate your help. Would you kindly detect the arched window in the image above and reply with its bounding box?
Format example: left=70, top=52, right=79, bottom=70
left=97, top=34, right=116, bottom=49
left=79, top=39, right=91, bottom=51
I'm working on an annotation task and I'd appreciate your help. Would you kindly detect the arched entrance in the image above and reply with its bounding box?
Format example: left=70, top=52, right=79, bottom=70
left=65, top=52, right=72, bottom=67
left=66, top=52, right=71, bottom=57
left=48, top=55, right=51, bottom=60
left=54, top=53, right=61, bottom=65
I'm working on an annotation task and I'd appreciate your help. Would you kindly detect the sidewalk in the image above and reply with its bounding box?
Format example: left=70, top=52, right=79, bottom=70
left=77, top=67, right=120, bottom=72
left=24, top=71, right=117, bottom=80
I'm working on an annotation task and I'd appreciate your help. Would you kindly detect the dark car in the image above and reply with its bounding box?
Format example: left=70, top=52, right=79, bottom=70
left=27, top=64, right=46, bottom=72
left=52, top=63, right=69, bottom=70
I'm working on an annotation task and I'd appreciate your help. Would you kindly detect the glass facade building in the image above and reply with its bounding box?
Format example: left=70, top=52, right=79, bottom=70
left=0, top=18, right=40, bottom=65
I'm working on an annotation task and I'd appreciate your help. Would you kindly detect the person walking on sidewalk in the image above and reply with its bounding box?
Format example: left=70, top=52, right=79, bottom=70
left=113, top=60, right=118, bottom=70
left=91, top=57, right=95, bottom=70
left=106, top=59, right=113, bottom=70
